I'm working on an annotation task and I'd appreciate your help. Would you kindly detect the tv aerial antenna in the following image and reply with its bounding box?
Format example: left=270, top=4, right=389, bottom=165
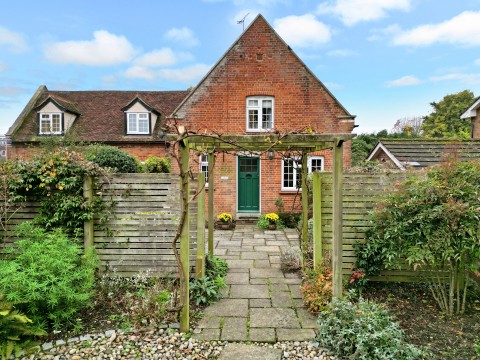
left=237, top=13, right=250, bottom=31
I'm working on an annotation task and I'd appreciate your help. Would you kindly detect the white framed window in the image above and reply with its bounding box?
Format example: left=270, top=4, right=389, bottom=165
left=246, top=96, right=273, bottom=131
left=39, top=113, right=62, bottom=135
left=127, top=113, right=150, bottom=134
left=282, top=156, right=324, bottom=191
left=199, top=154, right=209, bottom=186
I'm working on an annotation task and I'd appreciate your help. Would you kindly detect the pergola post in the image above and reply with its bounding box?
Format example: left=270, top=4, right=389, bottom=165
left=312, top=172, right=322, bottom=271
left=179, top=139, right=190, bottom=332
left=207, top=152, right=215, bottom=255
left=332, top=139, right=344, bottom=300
left=195, top=173, right=206, bottom=279
left=301, top=152, right=309, bottom=257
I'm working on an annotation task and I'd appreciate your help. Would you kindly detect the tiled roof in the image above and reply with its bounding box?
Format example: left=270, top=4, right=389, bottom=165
left=372, top=139, right=480, bottom=168
left=11, top=88, right=189, bottom=143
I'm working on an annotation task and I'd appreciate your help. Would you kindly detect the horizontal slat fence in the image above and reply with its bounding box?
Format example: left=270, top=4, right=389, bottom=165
left=317, top=172, right=430, bottom=282
left=0, top=199, right=40, bottom=251
left=94, top=173, right=197, bottom=277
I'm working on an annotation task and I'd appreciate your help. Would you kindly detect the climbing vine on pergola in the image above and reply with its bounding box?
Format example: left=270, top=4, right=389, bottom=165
left=167, top=130, right=353, bottom=332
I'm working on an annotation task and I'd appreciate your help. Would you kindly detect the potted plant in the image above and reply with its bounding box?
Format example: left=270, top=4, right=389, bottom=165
left=265, top=212, right=280, bottom=230
left=216, top=212, right=235, bottom=230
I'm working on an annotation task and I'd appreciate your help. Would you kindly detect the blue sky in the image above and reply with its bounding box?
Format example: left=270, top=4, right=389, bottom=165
left=1, top=0, right=480, bottom=135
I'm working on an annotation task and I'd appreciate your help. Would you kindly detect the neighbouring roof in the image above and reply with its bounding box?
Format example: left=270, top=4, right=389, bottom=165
left=461, top=96, right=480, bottom=119
left=367, top=138, right=480, bottom=170
left=8, top=86, right=190, bottom=143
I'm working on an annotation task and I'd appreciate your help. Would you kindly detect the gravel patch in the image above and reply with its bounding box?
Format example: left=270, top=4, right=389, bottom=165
left=20, top=328, right=336, bottom=360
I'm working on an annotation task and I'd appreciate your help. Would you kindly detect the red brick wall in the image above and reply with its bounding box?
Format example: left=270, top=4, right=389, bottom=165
left=8, top=143, right=167, bottom=162
left=472, top=114, right=480, bottom=138
left=170, top=16, right=355, bottom=217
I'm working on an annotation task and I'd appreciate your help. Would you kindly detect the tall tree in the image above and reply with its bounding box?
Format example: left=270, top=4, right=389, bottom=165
left=421, top=90, right=476, bottom=138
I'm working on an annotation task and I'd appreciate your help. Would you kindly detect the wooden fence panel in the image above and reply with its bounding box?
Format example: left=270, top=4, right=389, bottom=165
left=94, top=173, right=197, bottom=277
left=318, top=172, right=421, bottom=282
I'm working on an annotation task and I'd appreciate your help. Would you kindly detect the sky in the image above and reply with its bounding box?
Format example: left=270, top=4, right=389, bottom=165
left=1, top=0, right=480, bottom=135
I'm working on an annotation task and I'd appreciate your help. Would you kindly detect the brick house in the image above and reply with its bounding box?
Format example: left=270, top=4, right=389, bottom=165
left=7, top=14, right=355, bottom=217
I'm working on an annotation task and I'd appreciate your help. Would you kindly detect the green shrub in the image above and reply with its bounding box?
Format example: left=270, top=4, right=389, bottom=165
left=0, top=223, right=97, bottom=329
left=278, top=212, right=300, bottom=228
left=190, top=255, right=228, bottom=306
left=316, top=299, right=424, bottom=359
left=144, top=156, right=171, bottom=173
left=257, top=214, right=285, bottom=229
left=355, top=159, right=480, bottom=315
left=205, top=255, right=228, bottom=278
left=0, top=294, right=46, bottom=360
left=86, top=145, right=138, bottom=173
left=11, top=149, right=108, bottom=238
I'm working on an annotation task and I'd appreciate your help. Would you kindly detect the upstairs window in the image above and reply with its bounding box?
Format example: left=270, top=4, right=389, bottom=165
left=246, top=96, right=273, bottom=131
left=282, top=156, right=324, bottom=191
left=127, top=113, right=150, bottom=134
left=199, top=154, right=209, bottom=186
left=39, top=113, right=62, bottom=135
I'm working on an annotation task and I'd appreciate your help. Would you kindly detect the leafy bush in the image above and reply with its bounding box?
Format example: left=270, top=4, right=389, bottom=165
left=0, top=223, right=97, bottom=329
left=316, top=299, right=424, bottom=359
left=189, top=276, right=226, bottom=306
left=205, top=255, right=228, bottom=278
left=355, top=159, right=480, bottom=315
left=278, top=212, right=300, bottom=228
left=301, top=268, right=333, bottom=313
left=11, top=148, right=108, bottom=238
left=144, top=156, right=171, bottom=173
left=86, top=145, right=138, bottom=173
left=257, top=214, right=285, bottom=229
left=190, top=255, right=228, bottom=306
left=0, top=294, right=46, bottom=360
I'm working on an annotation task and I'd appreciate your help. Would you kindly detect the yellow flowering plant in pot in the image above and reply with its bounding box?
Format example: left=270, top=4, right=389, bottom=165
left=216, top=212, right=235, bottom=229
left=264, top=213, right=280, bottom=230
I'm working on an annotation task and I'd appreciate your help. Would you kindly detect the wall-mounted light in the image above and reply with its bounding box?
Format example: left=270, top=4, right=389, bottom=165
left=268, top=150, right=275, bottom=160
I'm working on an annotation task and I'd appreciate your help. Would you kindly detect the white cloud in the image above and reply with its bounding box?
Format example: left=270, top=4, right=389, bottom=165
left=0, top=26, right=27, bottom=52
left=430, top=73, right=480, bottom=84
left=133, top=48, right=193, bottom=67
left=274, top=14, right=331, bottom=48
left=44, top=30, right=136, bottom=66
left=327, top=49, right=355, bottom=57
left=394, top=11, right=480, bottom=47
left=125, top=64, right=211, bottom=84
left=164, top=27, right=199, bottom=47
left=317, top=0, right=410, bottom=26
left=386, top=75, right=422, bottom=87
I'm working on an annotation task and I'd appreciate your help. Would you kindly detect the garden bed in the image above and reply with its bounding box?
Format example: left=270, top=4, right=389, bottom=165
left=364, top=282, right=480, bottom=359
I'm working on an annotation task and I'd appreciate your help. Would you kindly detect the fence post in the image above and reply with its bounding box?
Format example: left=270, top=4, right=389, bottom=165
left=313, top=172, right=322, bottom=271
left=332, top=140, right=344, bottom=300
left=83, top=176, right=94, bottom=252
left=180, top=139, right=190, bottom=333
left=196, top=173, right=206, bottom=279
left=301, top=152, right=309, bottom=258
left=207, top=152, right=215, bottom=255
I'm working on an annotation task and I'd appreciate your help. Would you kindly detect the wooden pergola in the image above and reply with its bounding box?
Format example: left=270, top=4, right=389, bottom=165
left=168, top=132, right=354, bottom=332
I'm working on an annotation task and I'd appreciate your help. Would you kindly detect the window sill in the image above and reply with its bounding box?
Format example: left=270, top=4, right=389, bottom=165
left=280, top=190, right=302, bottom=194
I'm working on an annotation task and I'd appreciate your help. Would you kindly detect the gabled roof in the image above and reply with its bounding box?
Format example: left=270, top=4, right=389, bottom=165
left=172, top=14, right=355, bottom=120
left=8, top=86, right=189, bottom=143
left=461, top=96, right=480, bottom=119
left=367, top=138, right=480, bottom=170
left=121, top=96, right=161, bottom=115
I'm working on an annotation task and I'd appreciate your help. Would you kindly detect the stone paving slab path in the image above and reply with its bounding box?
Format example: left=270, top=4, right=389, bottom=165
left=193, top=225, right=317, bottom=342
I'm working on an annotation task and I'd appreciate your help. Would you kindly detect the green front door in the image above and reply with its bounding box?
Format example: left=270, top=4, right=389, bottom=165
left=238, top=157, right=260, bottom=212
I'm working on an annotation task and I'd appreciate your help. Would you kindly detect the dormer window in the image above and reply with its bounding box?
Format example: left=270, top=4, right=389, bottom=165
left=127, top=113, right=150, bottom=134
left=39, top=113, right=63, bottom=135
left=246, top=96, right=274, bottom=131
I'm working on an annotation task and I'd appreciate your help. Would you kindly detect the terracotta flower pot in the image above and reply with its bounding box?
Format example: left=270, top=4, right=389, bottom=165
left=268, top=224, right=277, bottom=230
